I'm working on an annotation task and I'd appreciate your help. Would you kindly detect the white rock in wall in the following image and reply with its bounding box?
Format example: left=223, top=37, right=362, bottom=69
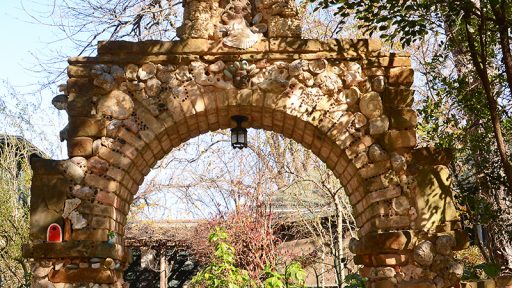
left=297, top=71, right=315, bottom=87
left=141, top=248, right=157, bottom=269
left=372, top=267, right=396, bottom=278
left=372, top=76, right=386, bottom=92
left=59, top=160, right=85, bottom=183
left=369, top=115, right=389, bottom=135
left=54, top=261, right=64, bottom=271
left=62, top=198, right=82, bottom=218
left=208, top=61, right=226, bottom=73
left=110, top=65, right=125, bottom=81
left=391, top=152, right=407, bottom=172
left=434, top=276, right=445, bottom=288
left=125, top=64, right=139, bottom=81
left=145, top=78, right=162, bottom=97
left=69, top=210, right=87, bottom=229
left=414, top=240, right=434, bottom=266
left=34, top=279, right=55, bottom=288
left=97, top=90, right=134, bottom=120
left=33, top=263, right=52, bottom=278
left=157, top=65, right=176, bottom=83
left=368, top=144, right=389, bottom=162
left=71, top=186, right=95, bottom=199
left=70, top=157, right=88, bottom=172
left=447, top=261, right=464, bottom=278
left=359, top=91, right=384, bottom=119
left=92, top=64, right=110, bottom=76
left=289, top=59, right=307, bottom=76
left=94, top=73, right=116, bottom=91
left=400, top=264, right=424, bottom=281
left=138, top=63, right=157, bottom=80
left=106, top=120, right=123, bottom=138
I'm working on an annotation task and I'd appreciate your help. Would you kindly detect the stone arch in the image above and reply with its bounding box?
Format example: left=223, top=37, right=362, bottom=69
left=25, top=2, right=468, bottom=287
left=73, top=52, right=418, bottom=239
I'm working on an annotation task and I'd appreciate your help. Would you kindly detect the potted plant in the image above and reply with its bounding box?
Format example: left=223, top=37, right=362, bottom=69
left=107, top=231, right=116, bottom=244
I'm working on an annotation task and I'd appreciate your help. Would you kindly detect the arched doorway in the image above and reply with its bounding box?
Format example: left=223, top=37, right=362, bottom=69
left=24, top=1, right=467, bottom=287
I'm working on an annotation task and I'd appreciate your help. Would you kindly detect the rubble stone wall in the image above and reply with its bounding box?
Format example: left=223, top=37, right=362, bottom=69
left=23, top=1, right=475, bottom=287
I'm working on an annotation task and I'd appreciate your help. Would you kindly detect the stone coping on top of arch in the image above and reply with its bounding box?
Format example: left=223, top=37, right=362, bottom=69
left=67, top=38, right=410, bottom=66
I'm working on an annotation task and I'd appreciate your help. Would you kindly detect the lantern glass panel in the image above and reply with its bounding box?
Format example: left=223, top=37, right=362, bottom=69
left=231, top=131, right=237, bottom=145
left=239, top=131, right=246, bottom=144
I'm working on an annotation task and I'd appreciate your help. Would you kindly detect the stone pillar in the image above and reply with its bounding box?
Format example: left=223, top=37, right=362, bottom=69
left=349, top=148, right=469, bottom=288
left=24, top=158, right=128, bottom=287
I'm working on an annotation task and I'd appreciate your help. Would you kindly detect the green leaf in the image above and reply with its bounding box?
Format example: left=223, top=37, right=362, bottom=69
left=474, top=263, right=501, bottom=278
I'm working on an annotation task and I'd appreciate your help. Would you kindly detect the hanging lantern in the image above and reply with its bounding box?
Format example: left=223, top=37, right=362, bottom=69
left=230, top=115, right=248, bottom=149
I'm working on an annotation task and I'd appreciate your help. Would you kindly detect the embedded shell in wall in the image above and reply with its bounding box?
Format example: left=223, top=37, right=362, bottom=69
left=223, top=30, right=262, bottom=49
left=344, top=87, right=361, bottom=106
left=97, top=90, right=135, bottom=120
left=220, top=0, right=263, bottom=49
left=414, top=240, right=434, bottom=266
left=209, top=61, right=226, bottom=73
left=315, top=71, right=343, bottom=95
left=288, top=60, right=307, bottom=76
left=269, top=65, right=289, bottom=82
left=308, top=59, right=328, bottom=74
left=359, top=91, right=383, bottom=119
left=296, top=71, right=314, bottom=87
left=344, top=62, right=366, bottom=87
left=392, top=196, right=410, bottom=214
left=372, top=76, right=386, bottom=92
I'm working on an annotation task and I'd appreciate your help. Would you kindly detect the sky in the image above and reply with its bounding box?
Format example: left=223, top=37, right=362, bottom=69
left=0, top=1, right=74, bottom=158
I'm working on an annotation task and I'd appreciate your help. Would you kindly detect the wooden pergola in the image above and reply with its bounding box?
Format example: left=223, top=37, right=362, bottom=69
left=124, top=220, right=203, bottom=288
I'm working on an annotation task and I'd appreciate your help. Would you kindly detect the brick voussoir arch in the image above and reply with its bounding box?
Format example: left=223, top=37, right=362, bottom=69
left=97, top=57, right=409, bottom=234
left=25, top=38, right=467, bottom=287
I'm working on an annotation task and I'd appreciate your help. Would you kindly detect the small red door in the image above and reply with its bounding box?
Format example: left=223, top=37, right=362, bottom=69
left=47, top=224, right=62, bottom=243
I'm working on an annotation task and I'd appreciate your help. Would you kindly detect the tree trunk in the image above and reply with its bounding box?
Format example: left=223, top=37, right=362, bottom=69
left=491, top=2, right=512, bottom=191
left=464, top=17, right=512, bottom=196
left=463, top=10, right=512, bottom=272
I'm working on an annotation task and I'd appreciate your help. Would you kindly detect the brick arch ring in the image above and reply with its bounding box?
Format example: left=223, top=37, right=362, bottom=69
left=25, top=39, right=469, bottom=287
